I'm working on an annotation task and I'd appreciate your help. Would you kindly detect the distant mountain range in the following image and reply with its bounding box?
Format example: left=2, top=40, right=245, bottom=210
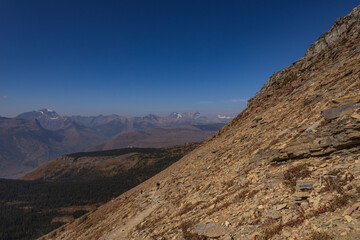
left=0, top=109, right=233, bottom=178
left=16, top=109, right=232, bottom=137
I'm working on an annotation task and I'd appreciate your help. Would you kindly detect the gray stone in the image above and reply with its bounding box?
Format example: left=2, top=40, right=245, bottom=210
left=274, top=203, right=287, bottom=211
left=193, top=222, right=226, bottom=238
left=305, top=122, right=321, bottom=132
left=278, top=129, right=290, bottom=137
left=270, top=116, right=360, bottom=163
left=322, top=103, right=360, bottom=121
left=264, top=209, right=282, bottom=220
left=296, top=180, right=315, bottom=191
left=293, top=192, right=310, bottom=201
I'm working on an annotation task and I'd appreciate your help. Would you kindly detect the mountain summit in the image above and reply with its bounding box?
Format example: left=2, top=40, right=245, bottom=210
left=169, top=112, right=183, bottom=119
left=16, top=109, right=71, bottom=130
left=44, top=5, right=360, bottom=240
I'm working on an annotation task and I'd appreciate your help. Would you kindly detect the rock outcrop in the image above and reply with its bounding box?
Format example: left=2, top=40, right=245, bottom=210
left=43, top=5, right=360, bottom=240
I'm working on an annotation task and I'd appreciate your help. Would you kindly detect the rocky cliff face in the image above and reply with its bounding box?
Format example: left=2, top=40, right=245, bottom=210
left=248, top=5, right=360, bottom=110
left=43, top=6, right=360, bottom=240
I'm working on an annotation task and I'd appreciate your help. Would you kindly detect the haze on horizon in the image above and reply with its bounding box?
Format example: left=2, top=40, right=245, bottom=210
left=0, top=0, right=358, bottom=117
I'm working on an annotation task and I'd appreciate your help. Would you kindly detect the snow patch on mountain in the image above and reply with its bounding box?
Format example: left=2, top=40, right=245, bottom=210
left=217, top=114, right=233, bottom=119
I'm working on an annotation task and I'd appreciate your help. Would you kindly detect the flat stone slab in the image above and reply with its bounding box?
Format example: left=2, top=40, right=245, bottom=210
left=322, top=103, right=360, bottom=120
left=274, top=203, right=288, bottom=211
left=264, top=209, right=282, bottom=220
left=193, top=222, right=226, bottom=238
left=305, top=122, right=321, bottom=132
left=343, top=202, right=360, bottom=216
left=293, top=191, right=310, bottom=201
left=267, top=178, right=283, bottom=189
left=296, top=180, right=315, bottom=191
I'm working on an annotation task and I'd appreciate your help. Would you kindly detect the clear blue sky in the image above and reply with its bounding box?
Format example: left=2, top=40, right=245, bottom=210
left=0, top=0, right=358, bottom=117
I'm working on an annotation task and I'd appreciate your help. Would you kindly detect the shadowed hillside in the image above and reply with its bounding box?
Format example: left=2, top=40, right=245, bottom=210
left=0, top=117, right=106, bottom=179
left=0, top=144, right=197, bottom=240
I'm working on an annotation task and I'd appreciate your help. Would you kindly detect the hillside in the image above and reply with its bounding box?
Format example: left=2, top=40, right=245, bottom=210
left=0, top=117, right=61, bottom=178
left=1, top=144, right=197, bottom=240
left=43, top=5, right=360, bottom=240
left=0, top=118, right=105, bottom=178
left=20, top=144, right=199, bottom=182
left=89, top=124, right=224, bottom=151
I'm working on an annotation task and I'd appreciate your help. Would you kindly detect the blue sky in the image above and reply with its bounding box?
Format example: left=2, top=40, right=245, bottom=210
left=0, top=0, right=358, bottom=117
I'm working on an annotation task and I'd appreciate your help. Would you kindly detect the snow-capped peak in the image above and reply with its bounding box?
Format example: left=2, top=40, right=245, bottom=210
left=217, top=114, right=232, bottom=119
left=169, top=112, right=182, bottom=119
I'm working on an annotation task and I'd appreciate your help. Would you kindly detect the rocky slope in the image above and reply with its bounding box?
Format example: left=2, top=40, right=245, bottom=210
left=43, top=5, right=360, bottom=240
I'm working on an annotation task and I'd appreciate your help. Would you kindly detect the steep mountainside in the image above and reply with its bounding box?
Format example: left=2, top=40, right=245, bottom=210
left=89, top=124, right=224, bottom=151
left=43, top=6, right=360, bottom=240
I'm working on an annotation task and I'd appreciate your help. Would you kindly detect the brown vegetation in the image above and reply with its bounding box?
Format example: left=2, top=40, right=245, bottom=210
left=283, top=163, right=312, bottom=186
